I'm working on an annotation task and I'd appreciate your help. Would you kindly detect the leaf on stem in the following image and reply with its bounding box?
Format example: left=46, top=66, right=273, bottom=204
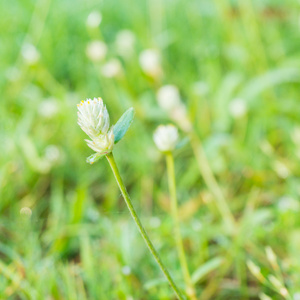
left=113, top=107, right=135, bottom=144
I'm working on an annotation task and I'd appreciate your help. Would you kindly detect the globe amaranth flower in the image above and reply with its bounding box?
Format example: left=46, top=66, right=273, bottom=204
left=77, top=98, right=114, bottom=159
left=153, top=124, right=178, bottom=152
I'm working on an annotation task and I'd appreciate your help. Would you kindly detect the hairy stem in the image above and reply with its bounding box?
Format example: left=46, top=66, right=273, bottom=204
left=106, top=152, right=185, bottom=300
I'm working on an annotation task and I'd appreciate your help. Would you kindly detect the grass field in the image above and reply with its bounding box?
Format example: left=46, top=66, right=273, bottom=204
left=1, top=0, right=300, bottom=299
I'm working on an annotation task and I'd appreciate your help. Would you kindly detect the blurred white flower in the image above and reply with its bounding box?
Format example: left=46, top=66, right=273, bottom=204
left=139, top=49, right=161, bottom=77
left=229, top=98, right=247, bottom=118
left=115, top=29, right=135, bottom=57
left=77, top=98, right=114, bottom=156
left=86, top=11, right=102, bottom=28
left=21, top=43, right=40, bottom=65
left=293, top=292, right=300, bottom=300
left=277, top=196, right=300, bottom=212
left=20, top=207, right=32, bottom=217
left=101, top=59, right=122, bottom=78
left=86, top=40, right=107, bottom=62
left=157, top=85, right=181, bottom=111
left=191, top=220, right=202, bottom=232
left=121, top=265, right=131, bottom=276
left=157, top=85, right=192, bottom=132
left=45, top=145, right=61, bottom=164
left=273, top=160, right=290, bottom=179
left=38, top=98, right=59, bottom=118
left=153, top=124, right=178, bottom=152
left=170, top=104, right=192, bottom=132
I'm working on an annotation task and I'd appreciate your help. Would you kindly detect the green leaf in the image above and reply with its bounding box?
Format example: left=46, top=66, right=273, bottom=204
left=86, top=152, right=106, bottom=164
left=113, top=107, right=135, bottom=144
left=191, top=256, right=224, bottom=284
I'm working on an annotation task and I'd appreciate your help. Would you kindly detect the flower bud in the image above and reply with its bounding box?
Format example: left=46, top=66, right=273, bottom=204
left=86, top=41, right=107, bottom=62
left=153, top=124, right=178, bottom=152
left=77, top=98, right=110, bottom=139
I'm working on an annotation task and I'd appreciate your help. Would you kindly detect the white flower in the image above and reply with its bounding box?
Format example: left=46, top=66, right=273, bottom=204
left=77, top=98, right=114, bottom=156
left=139, top=49, right=161, bottom=77
left=157, top=85, right=181, bottom=111
left=229, top=98, right=247, bottom=118
left=38, top=98, right=58, bottom=118
left=101, top=59, right=122, bottom=78
left=20, top=207, right=32, bottom=217
left=21, top=43, right=40, bottom=65
left=86, top=40, right=107, bottom=62
left=86, top=11, right=102, bottom=28
left=77, top=97, right=110, bottom=139
left=85, top=127, right=114, bottom=153
left=115, top=30, right=135, bottom=57
left=77, top=98, right=115, bottom=157
left=45, top=145, right=61, bottom=164
left=153, top=124, right=178, bottom=152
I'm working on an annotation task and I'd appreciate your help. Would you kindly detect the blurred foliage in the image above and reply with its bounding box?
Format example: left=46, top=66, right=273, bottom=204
left=1, top=0, right=300, bottom=299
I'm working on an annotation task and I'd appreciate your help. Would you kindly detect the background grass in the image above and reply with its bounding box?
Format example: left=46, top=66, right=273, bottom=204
left=1, top=0, right=300, bottom=299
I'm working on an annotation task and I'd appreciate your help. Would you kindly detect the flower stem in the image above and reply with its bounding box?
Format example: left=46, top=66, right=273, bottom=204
left=106, top=152, right=185, bottom=300
left=166, top=152, right=197, bottom=300
left=189, top=132, right=235, bottom=232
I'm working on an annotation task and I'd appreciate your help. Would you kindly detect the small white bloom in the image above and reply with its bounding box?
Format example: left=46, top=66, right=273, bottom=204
left=86, top=40, right=107, bottom=62
left=277, top=196, right=300, bottom=212
left=121, top=265, right=131, bottom=276
left=157, top=85, right=181, bottom=111
left=86, top=11, right=102, bottom=28
left=20, top=207, right=32, bottom=217
left=153, top=124, right=178, bottom=152
left=45, top=145, right=61, bottom=164
left=38, top=98, right=59, bottom=118
left=139, top=49, right=161, bottom=77
left=229, top=98, right=247, bottom=118
left=170, top=104, right=192, bottom=132
left=77, top=98, right=114, bottom=156
left=21, top=43, right=40, bottom=65
left=273, top=160, right=290, bottom=179
left=115, top=29, right=135, bottom=57
left=101, top=59, right=122, bottom=78
left=77, top=98, right=110, bottom=139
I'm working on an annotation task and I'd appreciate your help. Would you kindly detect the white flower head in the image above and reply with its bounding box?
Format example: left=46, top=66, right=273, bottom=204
left=153, top=124, right=178, bottom=152
left=101, top=59, right=122, bottom=78
left=77, top=97, right=110, bottom=139
left=115, top=29, right=136, bottom=57
left=38, top=97, right=59, bottom=118
left=86, top=11, right=102, bottom=28
left=21, top=43, right=40, bottom=65
left=229, top=98, right=247, bottom=118
left=77, top=98, right=114, bottom=157
left=86, top=40, right=107, bottom=62
left=139, top=49, right=161, bottom=77
left=157, top=85, right=181, bottom=111
left=20, top=207, right=32, bottom=217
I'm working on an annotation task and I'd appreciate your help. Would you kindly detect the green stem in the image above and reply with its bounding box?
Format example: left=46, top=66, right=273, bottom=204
left=106, top=152, right=185, bottom=300
left=189, top=132, right=235, bottom=232
left=166, top=152, right=197, bottom=300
